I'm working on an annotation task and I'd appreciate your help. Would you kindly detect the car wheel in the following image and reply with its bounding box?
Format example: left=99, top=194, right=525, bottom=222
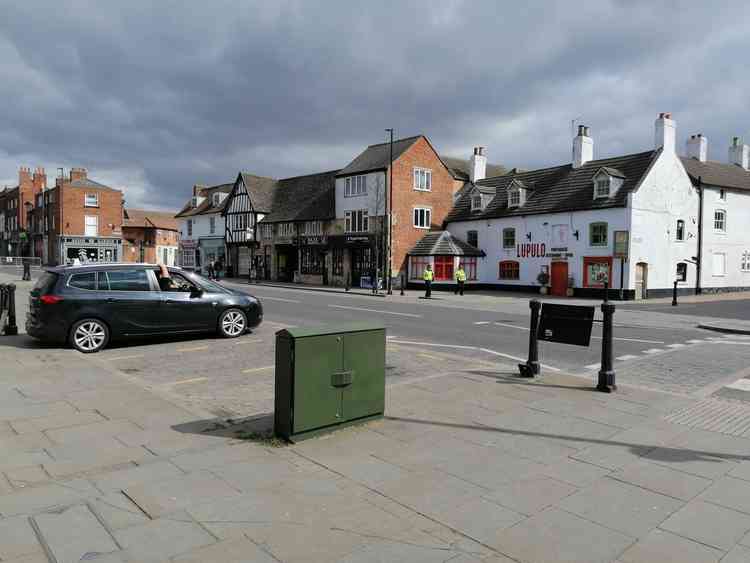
left=70, top=318, right=110, bottom=353
left=218, top=308, right=247, bottom=338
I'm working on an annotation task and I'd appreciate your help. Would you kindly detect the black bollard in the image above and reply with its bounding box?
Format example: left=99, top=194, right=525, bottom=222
left=603, top=280, right=609, bottom=303
left=597, top=302, right=616, bottom=392
left=400, top=274, right=405, bottom=296
left=3, top=284, right=18, bottom=336
left=672, top=280, right=678, bottom=307
left=519, top=299, right=541, bottom=377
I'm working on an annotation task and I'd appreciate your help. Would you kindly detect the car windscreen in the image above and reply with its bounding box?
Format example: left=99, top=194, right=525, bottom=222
left=187, top=272, right=231, bottom=293
left=32, top=272, right=59, bottom=294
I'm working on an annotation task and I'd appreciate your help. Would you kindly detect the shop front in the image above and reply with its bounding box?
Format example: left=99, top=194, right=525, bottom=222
left=58, top=236, right=121, bottom=266
left=328, top=234, right=378, bottom=288
left=198, top=237, right=226, bottom=276
left=178, top=239, right=199, bottom=271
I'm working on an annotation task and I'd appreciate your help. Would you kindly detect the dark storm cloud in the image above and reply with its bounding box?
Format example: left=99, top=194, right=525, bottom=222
left=1, top=0, right=749, bottom=209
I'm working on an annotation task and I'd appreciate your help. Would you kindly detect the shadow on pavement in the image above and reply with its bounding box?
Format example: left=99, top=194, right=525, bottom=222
left=172, top=412, right=280, bottom=445
left=385, top=415, right=749, bottom=464
left=465, top=370, right=598, bottom=392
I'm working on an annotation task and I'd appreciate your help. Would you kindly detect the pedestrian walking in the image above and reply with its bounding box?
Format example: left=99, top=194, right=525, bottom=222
left=454, top=263, right=466, bottom=295
left=423, top=264, right=434, bottom=298
left=21, top=245, right=31, bottom=281
left=207, top=259, right=215, bottom=280
left=215, top=258, right=222, bottom=280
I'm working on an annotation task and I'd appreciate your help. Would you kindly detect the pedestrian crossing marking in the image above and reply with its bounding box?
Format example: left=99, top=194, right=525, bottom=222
left=667, top=343, right=686, bottom=348
left=615, top=355, right=639, bottom=361
left=724, top=379, right=750, bottom=392
left=642, top=348, right=663, bottom=354
left=585, top=364, right=600, bottom=370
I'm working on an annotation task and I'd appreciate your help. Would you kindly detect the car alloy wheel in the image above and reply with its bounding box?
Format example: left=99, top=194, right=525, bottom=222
left=220, top=309, right=246, bottom=338
left=71, top=319, right=109, bottom=353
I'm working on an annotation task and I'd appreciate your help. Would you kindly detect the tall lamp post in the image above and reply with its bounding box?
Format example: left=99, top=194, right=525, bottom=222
left=385, top=128, right=394, bottom=294
left=23, top=201, right=33, bottom=257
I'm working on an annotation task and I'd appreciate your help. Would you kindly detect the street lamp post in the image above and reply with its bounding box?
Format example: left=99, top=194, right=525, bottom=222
left=385, top=128, right=394, bottom=295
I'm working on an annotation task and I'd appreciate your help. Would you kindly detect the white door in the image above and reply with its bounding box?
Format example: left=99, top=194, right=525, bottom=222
left=635, top=263, right=648, bottom=300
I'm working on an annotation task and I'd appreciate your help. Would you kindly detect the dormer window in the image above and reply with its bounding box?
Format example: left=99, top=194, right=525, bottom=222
left=471, top=195, right=483, bottom=211
left=191, top=197, right=198, bottom=207
left=509, top=190, right=520, bottom=207
left=595, top=178, right=610, bottom=198
left=212, top=193, right=221, bottom=206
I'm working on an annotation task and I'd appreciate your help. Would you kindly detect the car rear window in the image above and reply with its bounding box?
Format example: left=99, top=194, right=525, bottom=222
left=103, top=270, right=151, bottom=291
left=68, top=272, right=97, bottom=290
left=32, top=272, right=59, bottom=294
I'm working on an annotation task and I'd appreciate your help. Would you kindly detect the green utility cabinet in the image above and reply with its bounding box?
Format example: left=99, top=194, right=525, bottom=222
left=274, top=322, right=386, bottom=442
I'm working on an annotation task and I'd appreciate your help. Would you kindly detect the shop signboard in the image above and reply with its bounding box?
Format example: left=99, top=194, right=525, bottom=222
left=614, top=231, right=629, bottom=260
left=538, top=303, right=595, bottom=346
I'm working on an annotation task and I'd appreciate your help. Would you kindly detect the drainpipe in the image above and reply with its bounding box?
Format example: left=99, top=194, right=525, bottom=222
left=696, top=176, right=703, bottom=295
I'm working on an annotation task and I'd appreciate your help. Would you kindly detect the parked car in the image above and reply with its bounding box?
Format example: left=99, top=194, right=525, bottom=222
left=26, top=263, right=263, bottom=353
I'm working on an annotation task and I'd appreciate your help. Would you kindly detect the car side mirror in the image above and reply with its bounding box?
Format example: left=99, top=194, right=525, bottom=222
left=190, top=287, right=204, bottom=298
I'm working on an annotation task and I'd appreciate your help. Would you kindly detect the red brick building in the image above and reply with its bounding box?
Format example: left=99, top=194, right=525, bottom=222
left=122, top=209, right=179, bottom=265
left=0, top=167, right=46, bottom=258
left=27, top=168, right=124, bottom=265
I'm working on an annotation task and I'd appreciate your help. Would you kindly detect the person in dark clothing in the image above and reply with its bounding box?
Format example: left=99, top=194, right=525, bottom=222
left=21, top=244, right=32, bottom=281
left=207, top=259, right=215, bottom=280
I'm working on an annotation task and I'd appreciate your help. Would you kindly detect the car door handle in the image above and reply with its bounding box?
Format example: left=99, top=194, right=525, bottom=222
left=164, top=298, right=174, bottom=304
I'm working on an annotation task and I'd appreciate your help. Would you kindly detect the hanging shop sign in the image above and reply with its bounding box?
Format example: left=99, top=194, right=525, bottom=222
left=300, top=235, right=328, bottom=246
left=516, top=242, right=546, bottom=258
left=614, top=231, right=629, bottom=260
left=538, top=303, right=595, bottom=347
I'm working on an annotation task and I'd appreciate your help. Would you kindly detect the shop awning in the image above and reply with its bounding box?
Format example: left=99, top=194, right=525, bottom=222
left=408, top=231, right=485, bottom=257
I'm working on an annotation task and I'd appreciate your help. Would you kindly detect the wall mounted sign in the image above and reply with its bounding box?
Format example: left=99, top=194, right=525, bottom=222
left=516, top=243, right=546, bottom=258
left=614, top=231, right=629, bottom=259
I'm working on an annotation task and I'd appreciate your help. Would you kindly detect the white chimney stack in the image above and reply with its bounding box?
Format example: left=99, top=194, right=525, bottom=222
left=686, top=134, right=708, bottom=162
left=469, top=146, right=487, bottom=183
left=654, top=112, right=676, bottom=153
left=572, top=125, right=593, bottom=169
left=729, top=137, right=749, bottom=170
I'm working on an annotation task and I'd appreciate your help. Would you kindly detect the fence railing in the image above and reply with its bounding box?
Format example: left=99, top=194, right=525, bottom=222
left=0, top=257, right=43, bottom=267
left=0, top=283, right=18, bottom=335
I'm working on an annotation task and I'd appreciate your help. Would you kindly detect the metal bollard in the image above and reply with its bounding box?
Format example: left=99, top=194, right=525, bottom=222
left=400, top=274, right=405, bottom=296
left=519, top=299, right=541, bottom=377
left=672, top=280, right=678, bottom=306
left=603, top=280, right=609, bottom=303
left=597, top=302, right=616, bottom=392
left=1, top=284, right=18, bottom=336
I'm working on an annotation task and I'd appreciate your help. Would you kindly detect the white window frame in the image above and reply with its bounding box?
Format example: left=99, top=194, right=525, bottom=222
left=279, top=223, right=295, bottom=237
left=304, top=221, right=323, bottom=235
left=413, top=168, right=432, bottom=191
left=344, top=175, right=367, bottom=197
left=212, top=193, right=221, bottom=206
left=261, top=224, right=274, bottom=239
left=713, top=252, right=727, bottom=277
left=84, top=215, right=98, bottom=237
left=508, top=189, right=521, bottom=207
left=187, top=219, right=193, bottom=236
left=345, top=210, right=368, bottom=233
left=714, top=209, right=726, bottom=232
left=742, top=251, right=750, bottom=272
left=209, top=216, right=216, bottom=234
left=719, top=189, right=726, bottom=201
left=471, top=195, right=483, bottom=211
left=413, top=207, right=431, bottom=229
left=84, top=193, right=99, bottom=207
left=502, top=228, right=515, bottom=249
left=594, top=177, right=610, bottom=199
left=675, top=219, right=685, bottom=241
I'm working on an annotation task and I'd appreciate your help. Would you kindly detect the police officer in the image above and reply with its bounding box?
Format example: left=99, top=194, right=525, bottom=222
left=454, top=263, right=466, bottom=296
left=423, top=264, right=434, bottom=298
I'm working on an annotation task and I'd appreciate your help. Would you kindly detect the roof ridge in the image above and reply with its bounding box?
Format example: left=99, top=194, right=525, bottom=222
left=279, top=169, right=340, bottom=182
left=240, top=172, right=276, bottom=181
left=366, top=135, right=422, bottom=148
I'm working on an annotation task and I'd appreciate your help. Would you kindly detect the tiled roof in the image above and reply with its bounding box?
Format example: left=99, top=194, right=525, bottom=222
left=261, top=170, right=339, bottom=223
left=67, top=178, right=114, bottom=190
left=338, top=136, right=422, bottom=176
left=123, top=209, right=179, bottom=230
left=680, top=157, right=750, bottom=191
left=174, top=183, right=233, bottom=218
left=440, top=155, right=508, bottom=181
left=239, top=173, right=277, bottom=213
left=445, top=149, right=659, bottom=223
left=408, top=230, right=485, bottom=257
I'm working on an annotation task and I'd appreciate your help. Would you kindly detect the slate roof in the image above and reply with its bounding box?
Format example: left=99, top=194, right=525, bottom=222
left=408, top=230, right=485, bottom=257
left=174, top=183, right=233, bottom=218
left=440, top=156, right=507, bottom=181
left=261, top=170, right=339, bottom=223
left=680, top=158, right=750, bottom=191
left=123, top=209, right=179, bottom=230
left=445, top=149, right=660, bottom=223
left=338, top=136, right=422, bottom=176
left=237, top=173, right=276, bottom=214
left=67, top=178, right=114, bottom=190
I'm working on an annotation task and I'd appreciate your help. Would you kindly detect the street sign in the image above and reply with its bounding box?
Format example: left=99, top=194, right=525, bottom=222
left=614, top=231, right=629, bottom=259
left=538, top=303, right=595, bottom=347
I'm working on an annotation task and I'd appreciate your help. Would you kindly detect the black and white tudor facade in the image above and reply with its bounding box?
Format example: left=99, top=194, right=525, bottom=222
left=411, top=114, right=750, bottom=299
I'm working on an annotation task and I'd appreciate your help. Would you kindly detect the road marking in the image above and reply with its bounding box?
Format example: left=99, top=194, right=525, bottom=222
left=615, top=355, right=639, bottom=361
left=725, top=379, right=750, bottom=392
left=256, top=296, right=301, bottom=303
left=667, top=343, right=686, bottom=348
left=474, top=321, right=491, bottom=325
left=592, top=336, right=665, bottom=344
left=389, top=339, right=561, bottom=372
left=686, top=339, right=706, bottom=344
left=233, top=338, right=263, bottom=345
left=585, top=363, right=600, bottom=370
left=643, top=348, right=664, bottom=354
left=494, top=322, right=529, bottom=330
left=107, top=354, right=145, bottom=361
left=163, top=377, right=208, bottom=386
left=418, top=353, right=441, bottom=361
left=176, top=345, right=209, bottom=353
left=242, top=365, right=274, bottom=374
left=328, top=304, right=422, bottom=318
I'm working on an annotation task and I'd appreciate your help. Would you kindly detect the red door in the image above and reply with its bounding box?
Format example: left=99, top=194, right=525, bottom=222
left=550, top=262, right=568, bottom=296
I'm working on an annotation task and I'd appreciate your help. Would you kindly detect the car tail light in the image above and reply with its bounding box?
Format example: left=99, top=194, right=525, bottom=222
left=39, top=295, right=64, bottom=305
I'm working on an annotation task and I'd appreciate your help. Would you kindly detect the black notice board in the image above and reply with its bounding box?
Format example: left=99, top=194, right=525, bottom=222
left=538, top=303, right=595, bottom=347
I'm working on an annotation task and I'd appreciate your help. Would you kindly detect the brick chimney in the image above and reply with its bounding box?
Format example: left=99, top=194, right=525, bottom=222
left=32, top=167, right=46, bottom=193
left=69, top=167, right=87, bottom=182
left=654, top=112, right=676, bottom=153
left=729, top=137, right=749, bottom=170
left=572, top=125, right=593, bottom=169
left=18, top=166, right=32, bottom=189
left=686, top=134, right=708, bottom=162
left=469, top=147, right=487, bottom=183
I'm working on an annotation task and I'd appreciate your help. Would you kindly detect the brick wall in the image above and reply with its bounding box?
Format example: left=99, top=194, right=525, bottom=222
left=59, top=184, right=123, bottom=237
left=389, top=136, right=456, bottom=276
left=122, top=227, right=179, bottom=263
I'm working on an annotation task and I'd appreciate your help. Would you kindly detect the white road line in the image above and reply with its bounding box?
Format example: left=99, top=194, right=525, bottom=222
left=107, top=354, right=145, bottom=361
left=686, top=339, right=706, bottom=344
left=242, top=365, right=275, bottom=374
left=642, top=348, right=664, bottom=354
left=328, top=304, right=422, bottom=318
left=163, top=377, right=208, bottom=386
left=711, top=341, right=750, bottom=346
left=474, top=321, right=491, bottom=325
left=615, top=355, right=639, bottom=361
left=256, top=296, right=301, bottom=303
left=585, top=363, right=600, bottom=370
left=592, top=336, right=665, bottom=344
left=176, top=345, right=209, bottom=353
left=667, top=343, right=686, bottom=348
left=494, top=322, right=529, bottom=330
left=725, top=379, right=750, bottom=392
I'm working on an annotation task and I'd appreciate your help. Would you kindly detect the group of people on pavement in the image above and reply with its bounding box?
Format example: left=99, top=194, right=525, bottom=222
left=206, top=258, right=223, bottom=280
left=422, top=262, right=467, bottom=298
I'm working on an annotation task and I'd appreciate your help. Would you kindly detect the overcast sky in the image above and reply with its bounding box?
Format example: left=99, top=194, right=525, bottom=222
left=1, top=1, right=749, bottom=210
